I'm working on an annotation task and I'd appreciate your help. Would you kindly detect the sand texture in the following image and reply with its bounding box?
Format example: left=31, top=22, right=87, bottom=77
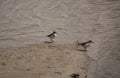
left=0, top=43, right=89, bottom=78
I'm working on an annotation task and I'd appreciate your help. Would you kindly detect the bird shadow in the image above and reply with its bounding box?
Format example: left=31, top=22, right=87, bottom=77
left=77, top=49, right=87, bottom=52
left=44, top=41, right=53, bottom=44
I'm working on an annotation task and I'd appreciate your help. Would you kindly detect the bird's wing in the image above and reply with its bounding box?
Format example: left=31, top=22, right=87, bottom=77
left=47, top=33, right=52, bottom=37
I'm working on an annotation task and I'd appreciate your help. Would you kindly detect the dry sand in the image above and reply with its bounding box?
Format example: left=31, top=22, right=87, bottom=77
left=0, top=43, right=89, bottom=78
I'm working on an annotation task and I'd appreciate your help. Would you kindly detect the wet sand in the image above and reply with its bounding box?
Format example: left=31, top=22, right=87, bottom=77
left=0, top=43, right=89, bottom=78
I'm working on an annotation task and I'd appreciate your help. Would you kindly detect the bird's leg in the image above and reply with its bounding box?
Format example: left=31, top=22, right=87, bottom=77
left=50, top=38, right=54, bottom=43
left=83, top=46, right=87, bottom=52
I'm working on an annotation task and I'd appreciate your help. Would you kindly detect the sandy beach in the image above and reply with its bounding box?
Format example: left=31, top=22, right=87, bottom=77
left=0, top=43, right=89, bottom=78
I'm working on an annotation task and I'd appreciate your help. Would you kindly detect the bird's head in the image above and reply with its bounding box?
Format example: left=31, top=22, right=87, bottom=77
left=53, top=31, right=58, bottom=36
left=53, top=31, right=56, bottom=33
left=88, top=40, right=94, bottom=43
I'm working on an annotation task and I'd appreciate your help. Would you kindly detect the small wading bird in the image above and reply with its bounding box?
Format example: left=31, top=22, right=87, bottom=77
left=77, top=40, right=94, bottom=52
left=46, top=31, right=57, bottom=43
left=71, top=73, right=80, bottom=78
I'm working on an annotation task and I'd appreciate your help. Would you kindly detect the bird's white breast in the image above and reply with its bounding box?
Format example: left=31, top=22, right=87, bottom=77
left=54, top=34, right=57, bottom=36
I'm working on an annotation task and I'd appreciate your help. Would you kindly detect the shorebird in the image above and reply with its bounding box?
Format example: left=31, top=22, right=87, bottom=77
left=77, top=40, right=94, bottom=52
left=71, top=73, right=79, bottom=78
left=46, top=31, right=57, bottom=42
